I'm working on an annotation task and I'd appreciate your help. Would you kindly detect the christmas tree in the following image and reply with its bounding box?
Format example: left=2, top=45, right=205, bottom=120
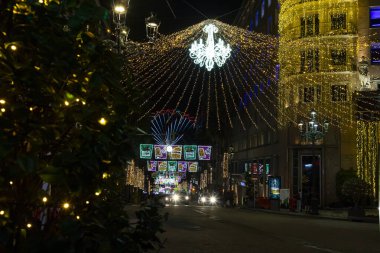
left=0, top=0, right=164, bottom=252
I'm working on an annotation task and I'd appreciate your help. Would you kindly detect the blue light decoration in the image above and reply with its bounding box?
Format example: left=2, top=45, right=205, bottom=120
left=151, top=110, right=195, bottom=146
left=371, top=43, right=380, bottom=65
left=268, top=176, right=281, bottom=199
left=370, top=7, right=380, bottom=28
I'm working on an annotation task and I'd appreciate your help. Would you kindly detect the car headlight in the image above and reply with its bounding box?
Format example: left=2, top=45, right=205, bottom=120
left=185, top=196, right=189, bottom=200
left=209, top=196, right=217, bottom=204
left=201, top=196, right=206, bottom=203
left=172, top=194, right=180, bottom=201
left=165, top=197, right=169, bottom=201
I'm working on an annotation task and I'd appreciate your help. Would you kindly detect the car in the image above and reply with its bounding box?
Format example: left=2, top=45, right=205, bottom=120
left=198, top=194, right=218, bottom=206
left=165, top=193, right=191, bottom=205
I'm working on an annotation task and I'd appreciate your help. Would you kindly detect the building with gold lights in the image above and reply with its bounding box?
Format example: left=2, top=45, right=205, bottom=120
left=231, top=0, right=379, bottom=208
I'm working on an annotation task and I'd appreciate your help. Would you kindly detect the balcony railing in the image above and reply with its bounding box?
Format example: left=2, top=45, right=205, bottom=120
left=282, top=22, right=357, bottom=41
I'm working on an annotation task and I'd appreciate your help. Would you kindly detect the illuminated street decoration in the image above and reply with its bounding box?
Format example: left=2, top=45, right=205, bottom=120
left=125, top=17, right=374, bottom=131
left=151, top=110, right=195, bottom=146
left=189, top=24, right=231, bottom=71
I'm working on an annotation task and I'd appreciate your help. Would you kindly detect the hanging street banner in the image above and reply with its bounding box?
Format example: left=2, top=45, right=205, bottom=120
left=183, top=145, right=197, bottom=160
left=158, top=161, right=168, bottom=171
left=169, top=145, right=182, bottom=160
left=168, top=161, right=177, bottom=172
left=188, top=161, right=198, bottom=172
left=198, top=145, right=212, bottom=160
left=178, top=161, right=188, bottom=172
left=147, top=160, right=157, bottom=172
left=140, top=144, right=153, bottom=159
left=154, top=145, right=167, bottom=160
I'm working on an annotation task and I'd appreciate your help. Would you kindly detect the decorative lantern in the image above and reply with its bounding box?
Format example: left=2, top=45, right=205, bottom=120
left=145, top=13, right=160, bottom=42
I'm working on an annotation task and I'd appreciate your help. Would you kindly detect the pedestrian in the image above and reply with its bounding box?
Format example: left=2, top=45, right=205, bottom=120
left=303, top=193, right=310, bottom=213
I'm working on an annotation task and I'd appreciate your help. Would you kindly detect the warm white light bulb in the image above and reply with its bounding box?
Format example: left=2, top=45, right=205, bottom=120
left=98, top=117, right=107, bottom=125
left=114, top=5, right=125, bottom=14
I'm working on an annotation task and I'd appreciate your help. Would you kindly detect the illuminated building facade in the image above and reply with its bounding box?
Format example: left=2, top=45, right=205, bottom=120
left=230, top=0, right=281, bottom=205
left=232, top=0, right=379, bottom=207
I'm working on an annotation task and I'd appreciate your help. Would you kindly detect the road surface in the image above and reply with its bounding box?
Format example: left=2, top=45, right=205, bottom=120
left=156, top=205, right=379, bottom=253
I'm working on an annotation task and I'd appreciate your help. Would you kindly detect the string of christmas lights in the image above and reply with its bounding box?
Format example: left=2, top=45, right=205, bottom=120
left=279, top=0, right=379, bottom=197
left=124, top=13, right=376, bottom=134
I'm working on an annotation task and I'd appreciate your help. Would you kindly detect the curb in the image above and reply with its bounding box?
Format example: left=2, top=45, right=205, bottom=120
left=241, top=207, right=379, bottom=223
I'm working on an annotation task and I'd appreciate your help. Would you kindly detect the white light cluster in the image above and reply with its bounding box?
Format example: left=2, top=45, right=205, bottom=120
left=189, top=24, right=231, bottom=71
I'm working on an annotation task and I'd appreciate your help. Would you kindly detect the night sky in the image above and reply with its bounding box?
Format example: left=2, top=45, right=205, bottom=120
left=125, top=0, right=244, bottom=41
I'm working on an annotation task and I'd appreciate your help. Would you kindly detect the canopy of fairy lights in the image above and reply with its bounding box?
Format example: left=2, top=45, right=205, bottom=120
left=278, top=0, right=380, bottom=196
left=123, top=17, right=378, bottom=132
left=124, top=19, right=279, bottom=131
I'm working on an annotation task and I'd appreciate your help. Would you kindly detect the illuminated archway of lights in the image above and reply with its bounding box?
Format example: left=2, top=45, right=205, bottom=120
left=123, top=19, right=374, bottom=131
left=124, top=19, right=281, bottom=131
left=151, top=109, right=195, bottom=145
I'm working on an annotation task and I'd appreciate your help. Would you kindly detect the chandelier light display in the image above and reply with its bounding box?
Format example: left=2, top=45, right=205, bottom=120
left=189, top=24, right=231, bottom=71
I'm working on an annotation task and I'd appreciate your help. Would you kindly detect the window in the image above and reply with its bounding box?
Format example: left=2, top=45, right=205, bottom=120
left=255, top=10, right=260, bottom=27
left=249, top=19, right=254, bottom=31
left=261, top=0, right=265, bottom=18
left=304, top=87, right=314, bottom=102
left=331, top=49, right=346, bottom=65
left=300, top=49, right=319, bottom=72
left=370, top=7, right=380, bottom=28
left=267, top=15, right=273, bottom=34
left=259, top=133, right=265, bottom=146
left=371, top=43, right=380, bottom=65
left=300, top=14, right=319, bottom=37
left=331, top=13, right=346, bottom=30
left=331, top=85, right=347, bottom=102
left=268, top=0, right=272, bottom=7
left=301, top=85, right=321, bottom=103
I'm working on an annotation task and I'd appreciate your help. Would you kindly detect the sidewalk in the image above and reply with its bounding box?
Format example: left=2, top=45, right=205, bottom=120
left=242, top=206, right=379, bottom=223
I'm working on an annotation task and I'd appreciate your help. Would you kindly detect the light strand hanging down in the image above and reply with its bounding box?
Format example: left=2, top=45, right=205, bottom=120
left=189, top=23, right=231, bottom=71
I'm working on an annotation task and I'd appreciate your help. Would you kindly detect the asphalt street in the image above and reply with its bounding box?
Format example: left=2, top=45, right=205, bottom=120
left=156, top=204, right=380, bottom=253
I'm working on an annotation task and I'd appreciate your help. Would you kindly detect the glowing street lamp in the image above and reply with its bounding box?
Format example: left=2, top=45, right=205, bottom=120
left=113, top=1, right=128, bottom=28
left=145, top=13, right=160, bottom=42
left=298, top=109, right=329, bottom=141
left=113, top=0, right=129, bottom=53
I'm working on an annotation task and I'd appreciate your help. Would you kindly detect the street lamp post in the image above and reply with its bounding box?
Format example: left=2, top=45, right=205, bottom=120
left=113, top=0, right=129, bottom=54
left=145, top=12, right=160, bottom=42
left=298, top=109, right=329, bottom=215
